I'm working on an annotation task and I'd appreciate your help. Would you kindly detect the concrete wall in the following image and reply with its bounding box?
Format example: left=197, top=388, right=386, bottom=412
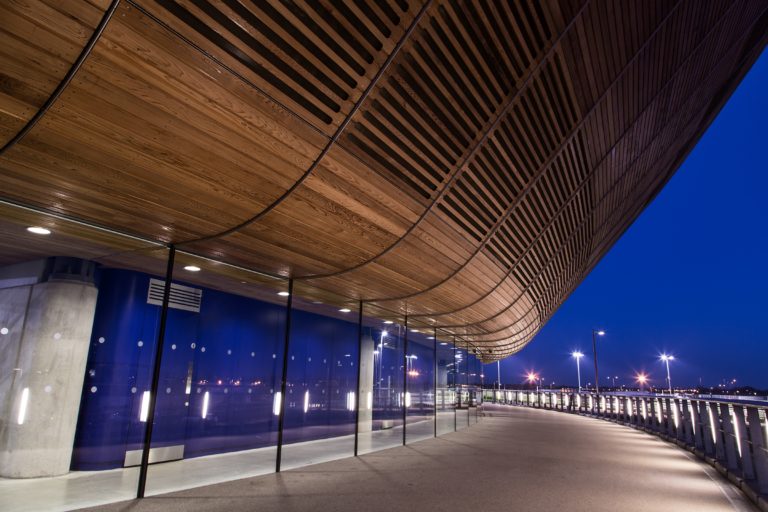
left=0, top=280, right=97, bottom=478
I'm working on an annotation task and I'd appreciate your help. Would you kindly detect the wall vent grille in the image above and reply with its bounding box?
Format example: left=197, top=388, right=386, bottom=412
left=147, top=279, right=202, bottom=313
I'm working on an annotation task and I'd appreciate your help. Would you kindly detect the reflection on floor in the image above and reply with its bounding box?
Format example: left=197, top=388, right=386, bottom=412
left=0, top=418, right=458, bottom=512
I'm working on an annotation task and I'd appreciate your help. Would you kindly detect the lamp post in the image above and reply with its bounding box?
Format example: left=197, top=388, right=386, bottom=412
left=527, top=372, right=538, bottom=391
left=660, top=354, right=675, bottom=394
left=636, top=372, right=648, bottom=392
left=591, top=330, right=605, bottom=394
left=571, top=351, right=584, bottom=391
left=497, top=360, right=501, bottom=390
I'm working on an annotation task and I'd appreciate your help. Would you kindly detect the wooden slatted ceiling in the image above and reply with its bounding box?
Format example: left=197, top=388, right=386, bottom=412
left=0, top=0, right=766, bottom=361
left=0, top=0, right=109, bottom=146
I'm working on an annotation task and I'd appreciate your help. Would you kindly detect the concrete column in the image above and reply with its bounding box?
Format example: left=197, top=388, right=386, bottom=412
left=357, top=334, right=375, bottom=433
left=0, top=259, right=97, bottom=478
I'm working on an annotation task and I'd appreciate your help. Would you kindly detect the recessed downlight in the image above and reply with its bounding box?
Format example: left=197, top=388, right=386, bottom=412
left=183, top=265, right=201, bottom=272
left=339, top=308, right=351, bottom=313
left=277, top=291, right=290, bottom=297
left=27, top=226, right=51, bottom=235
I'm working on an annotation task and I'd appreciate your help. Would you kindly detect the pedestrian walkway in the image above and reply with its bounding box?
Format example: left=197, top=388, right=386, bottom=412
left=80, top=405, right=755, bottom=512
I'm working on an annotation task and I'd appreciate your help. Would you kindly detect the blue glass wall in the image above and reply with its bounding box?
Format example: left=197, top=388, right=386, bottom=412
left=282, top=308, right=359, bottom=445
left=436, top=336, right=456, bottom=435
left=72, top=268, right=286, bottom=469
left=406, top=331, right=434, bottom=442
left=70, top=267, right=478, bottom=482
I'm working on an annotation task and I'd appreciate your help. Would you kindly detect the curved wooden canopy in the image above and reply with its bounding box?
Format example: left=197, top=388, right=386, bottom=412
left=1, top=0, right=766, bottom=360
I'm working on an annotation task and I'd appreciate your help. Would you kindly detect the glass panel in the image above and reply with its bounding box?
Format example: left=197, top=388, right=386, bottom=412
left=406, top=328, right=435, bottom=443
left=467, top=348, right=481, bottom=424
left=278, top=283, right=359, bottom=470
left=357, top=307, right=405, bottom=454
left=436, top=332, right=456, bottom=435
left=455, top=340, right=469, bottom=430
left=0, top=201, right=164, bottom=511
left=145, top=252, right=288, bottom=495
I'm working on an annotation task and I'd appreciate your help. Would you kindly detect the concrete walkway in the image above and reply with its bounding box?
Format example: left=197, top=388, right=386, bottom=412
left=81, top=405, right=756, bottom=512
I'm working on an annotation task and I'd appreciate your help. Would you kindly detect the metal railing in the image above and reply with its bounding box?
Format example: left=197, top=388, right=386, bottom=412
left=484, top=389, right=768, bottom=507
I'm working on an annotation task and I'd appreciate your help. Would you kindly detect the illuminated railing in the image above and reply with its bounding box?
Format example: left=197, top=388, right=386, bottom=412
left=483, top=390, right=768, bottom=503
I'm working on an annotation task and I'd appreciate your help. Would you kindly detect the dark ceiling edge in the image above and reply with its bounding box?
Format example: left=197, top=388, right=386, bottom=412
left=293, top=0, right=593, bottom=283
left=0, top=0, right=122, bottom=157
left=175, top=0, right=436, bottom=248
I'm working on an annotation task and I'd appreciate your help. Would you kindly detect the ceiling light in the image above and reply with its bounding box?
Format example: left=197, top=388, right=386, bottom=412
left=184, top=265, right=201, bottom=272
left=27, top=226, right=51, bottom=235
left=411, top=329, right=419, bottom=333
left=384, top=320, right=394, bottom=325
left=339, top=308, right=351, bottom=313
left=277, top=291, right=290, bottom=297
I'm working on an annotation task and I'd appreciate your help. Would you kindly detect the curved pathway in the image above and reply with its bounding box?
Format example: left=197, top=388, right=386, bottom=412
left=83, top=405, right=755, bottom=512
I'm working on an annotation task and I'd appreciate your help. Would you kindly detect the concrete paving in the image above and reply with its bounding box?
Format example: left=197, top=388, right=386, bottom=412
left=81, top=405, right=756, bottom=512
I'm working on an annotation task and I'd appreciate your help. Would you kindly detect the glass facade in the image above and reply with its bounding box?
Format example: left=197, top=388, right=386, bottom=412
left=406, top=329, right=435, bottom=444
left=0, top=202, right=482, bottom=511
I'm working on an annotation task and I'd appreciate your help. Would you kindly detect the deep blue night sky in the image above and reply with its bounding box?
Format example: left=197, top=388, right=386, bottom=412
left=487, top=49, right=768, bottom=390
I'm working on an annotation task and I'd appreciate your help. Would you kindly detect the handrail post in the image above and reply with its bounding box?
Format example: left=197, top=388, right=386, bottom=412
left=699, top=401, right=716, bottom=456
left=713, top=403, right=727, bottom=463
left=732, top=406, right=753, bottom=480
left=746, top=407, right=768, bottom=494
left=666, top=398, right=676, bottom=437
left=720, top=404, right=740, bottom=472
left=681, top=399, right=695, bottom=446
left=673, top=399, right=685, bottom=442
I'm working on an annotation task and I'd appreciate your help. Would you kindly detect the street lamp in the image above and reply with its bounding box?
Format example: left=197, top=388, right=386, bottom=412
left=571, top=351, right=584, bottom=391
left=527, top=372, right=538, bottom=391
left=660, top=354, right=675, bottom=394
left=636, top=372, right=648, bottom=392
left=591, top=330, right=605, bottom=394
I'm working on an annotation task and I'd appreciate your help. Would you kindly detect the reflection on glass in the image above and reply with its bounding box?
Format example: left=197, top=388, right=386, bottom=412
left=436, top=335, right=456, bottom=435
left=0, top=202, right=162, bottom=511
left=279, top=294, right=359, bottom=470
left=0, top=202, right=482, bottom=511
left=406, top=330, right=435, bottom=443
left=357, top=316, right=405, bottom=454
left=144, top=253, right=288, bottom=495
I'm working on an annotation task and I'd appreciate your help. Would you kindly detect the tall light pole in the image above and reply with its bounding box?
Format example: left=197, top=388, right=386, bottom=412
left=636, top=372, right=648, bottom=392
left=591, top=330, right=605, bottom=394
left=527, top=372, right=538, bottom=391
left=572, top=351, right=584, bottom=391
left=660, top=354, right=675, bottom=394
left=497, top=360, right=501, bottom=390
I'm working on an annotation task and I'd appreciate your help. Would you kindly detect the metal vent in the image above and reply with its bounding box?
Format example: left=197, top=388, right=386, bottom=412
left=147, top=279, right=202, bottom=313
